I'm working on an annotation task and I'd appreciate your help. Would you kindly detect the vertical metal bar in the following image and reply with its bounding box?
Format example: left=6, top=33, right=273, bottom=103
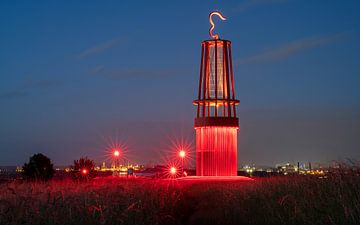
left=197, top=43, right=204, bottom=118
left=202, top=42, right=208, bottom=117
left=224, top=41, right=231, bottom=117
left=222, top=41, right=226, bottom=116
left=207, top=43, right=211, bottom=117
left=214, top=40, right=218, bottom=117
left=228, top=43, right=236, bottom=117
left=229, top=43, right=235, bottom=99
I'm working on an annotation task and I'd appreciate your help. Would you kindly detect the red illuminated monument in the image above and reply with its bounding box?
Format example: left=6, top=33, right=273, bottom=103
left=193, top=11, right=239, bottom=176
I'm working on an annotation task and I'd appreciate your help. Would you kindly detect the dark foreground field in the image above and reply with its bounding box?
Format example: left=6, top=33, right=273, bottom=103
left=0, top=174, right=359, bottom=225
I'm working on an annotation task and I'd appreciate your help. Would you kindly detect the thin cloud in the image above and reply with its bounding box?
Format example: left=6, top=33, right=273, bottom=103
left=236, top=32, right=349, bottom=65
left=89, top=65, right=105, bottom=75
left=77, top=38, right=122, bottom=59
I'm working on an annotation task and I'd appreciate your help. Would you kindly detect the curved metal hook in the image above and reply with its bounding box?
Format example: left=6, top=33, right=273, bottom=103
left=209, top=11, right=226, bottom=40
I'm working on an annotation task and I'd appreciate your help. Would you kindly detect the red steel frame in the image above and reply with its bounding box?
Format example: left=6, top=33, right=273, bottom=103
left=193, top=39, right=240, bottom=176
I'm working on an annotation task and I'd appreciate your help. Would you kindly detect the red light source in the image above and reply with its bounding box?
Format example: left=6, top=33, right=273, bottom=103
left=170, top=166, right=177, bottom=175
left=81, top=169, right=88, bottom=175
left=179, top=150, right=186, bottom=158
left=104, top=137, right=129, bottom=164
left=113, top=150, right=120, bottom=157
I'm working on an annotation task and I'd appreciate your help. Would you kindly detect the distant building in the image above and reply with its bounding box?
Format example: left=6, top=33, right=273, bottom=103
left=276, top=162, right=297, bottom=175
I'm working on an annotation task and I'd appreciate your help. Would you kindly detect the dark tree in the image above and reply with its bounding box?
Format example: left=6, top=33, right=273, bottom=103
left=22, top=153, right=55, bottom=181
left=72, top=157, right=96, bottom=180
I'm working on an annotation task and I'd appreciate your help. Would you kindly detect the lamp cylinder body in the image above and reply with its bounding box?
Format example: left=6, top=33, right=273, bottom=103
left=196, top=126, right=237, bottom=176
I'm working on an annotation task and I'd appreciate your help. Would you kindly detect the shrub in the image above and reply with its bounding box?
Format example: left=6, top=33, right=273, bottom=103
left=22, top=153, right=55, bottom=181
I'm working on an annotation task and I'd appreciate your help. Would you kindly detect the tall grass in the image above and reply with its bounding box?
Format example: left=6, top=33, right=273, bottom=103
left=0, top=173, right=359, bottom=225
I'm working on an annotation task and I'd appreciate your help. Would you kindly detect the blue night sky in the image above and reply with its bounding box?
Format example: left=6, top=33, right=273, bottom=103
left=1, top=1, right=359, bottom=167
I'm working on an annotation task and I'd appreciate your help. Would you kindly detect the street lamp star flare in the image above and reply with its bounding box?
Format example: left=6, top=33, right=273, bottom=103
left=179, top=150, right=186, bottom=158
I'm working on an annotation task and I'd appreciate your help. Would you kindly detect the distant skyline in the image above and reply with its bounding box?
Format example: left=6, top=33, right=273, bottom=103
left=1, top=1, right=359, bottom=166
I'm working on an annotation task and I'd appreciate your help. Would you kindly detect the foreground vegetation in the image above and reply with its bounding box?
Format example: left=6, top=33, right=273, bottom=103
left=0, top=173, right=359, bottom=225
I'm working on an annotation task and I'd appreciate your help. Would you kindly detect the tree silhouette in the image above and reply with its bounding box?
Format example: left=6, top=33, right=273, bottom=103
left=22, top=153, right=55, bottom=181
left=73, top=157, right=96, bottom=180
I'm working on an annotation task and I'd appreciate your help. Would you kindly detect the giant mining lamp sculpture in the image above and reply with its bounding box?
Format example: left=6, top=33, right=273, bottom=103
left=193, top=11, right=240, bottom=176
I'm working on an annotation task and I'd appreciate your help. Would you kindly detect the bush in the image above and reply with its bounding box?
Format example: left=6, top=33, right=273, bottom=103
left=22, top=153, right=55, bottom=181
left=72, top=157, right=96, bottom=180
